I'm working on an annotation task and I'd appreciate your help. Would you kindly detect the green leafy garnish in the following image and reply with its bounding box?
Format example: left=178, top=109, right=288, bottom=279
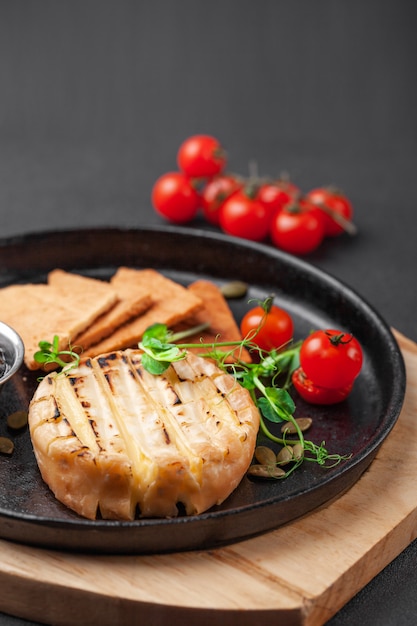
left=33, top=335, right=81, bottom=375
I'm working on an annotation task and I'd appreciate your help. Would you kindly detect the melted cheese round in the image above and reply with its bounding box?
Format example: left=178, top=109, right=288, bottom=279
left=28, top=350, right=260, bottom=520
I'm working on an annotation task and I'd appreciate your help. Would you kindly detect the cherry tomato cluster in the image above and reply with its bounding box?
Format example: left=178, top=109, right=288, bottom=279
left=292, top=329, right=363, bottom=405
left=151, top=134, right=356, bottom=255
left=239, top=300, right=363, bottom=405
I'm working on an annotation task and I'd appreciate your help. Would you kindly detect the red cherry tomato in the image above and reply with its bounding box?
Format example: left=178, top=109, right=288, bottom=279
left=219, top=189, right=270, bottom=241
left=177, top=135, right=227, bottom=178
left=305, top=186, right=354, bottom=237
left=270, top=200, right=325, bottom=255
left=201, top=174, right=242, bottom=226
left=292, top=367, right=353, bottom=405
left=151, top=172, right=200, bottom=224
left=240, top=303, right=294, bottom=352
left=257, top=180, right=300, bottom=219
left=300, top=329, right=363, bottom=390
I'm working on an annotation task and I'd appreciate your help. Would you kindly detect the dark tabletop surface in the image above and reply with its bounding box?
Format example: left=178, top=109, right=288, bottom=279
left=0, top=1, right=416, bottom=624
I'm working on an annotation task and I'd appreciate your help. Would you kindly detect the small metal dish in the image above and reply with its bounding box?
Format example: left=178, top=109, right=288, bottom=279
left=0, top=321, right=24, bottom=391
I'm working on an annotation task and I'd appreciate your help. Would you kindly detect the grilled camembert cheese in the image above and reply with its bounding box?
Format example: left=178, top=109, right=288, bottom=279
left=28, top=349, right=260, bottom=520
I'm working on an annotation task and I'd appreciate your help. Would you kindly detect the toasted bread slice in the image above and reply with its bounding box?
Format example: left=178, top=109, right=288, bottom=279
left=0, top=273, right=118, bottom=370
left=83, top=268, right=204, bottom=356
left=56, top=275, right=154, bottom=351
left=173, top=280, right=251, bottom=363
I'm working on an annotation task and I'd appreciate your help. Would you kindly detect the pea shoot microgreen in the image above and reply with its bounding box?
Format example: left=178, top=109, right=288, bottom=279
left=33, top=335, right=81, bottom=376
left=139, top=320, right=351, bottom=479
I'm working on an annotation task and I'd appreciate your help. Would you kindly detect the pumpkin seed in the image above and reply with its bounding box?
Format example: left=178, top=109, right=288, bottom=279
left=276, top=445, right=293, bottom=465
left=247, top=464, right=286, bottom=479
left=281, top=417, right=313, bottom=435
left=254, top=445, right=276, bottom=466
left=292, top=443, right=304, bottom=461
left=220, top=281, right=248, bottom=299
left=7, top=410, right=28, bottom=430
left=0, top=437, right=14, bottom=455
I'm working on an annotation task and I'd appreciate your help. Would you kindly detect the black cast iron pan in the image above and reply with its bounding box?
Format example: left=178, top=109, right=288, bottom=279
left=0, top=226, right=406, bottom=554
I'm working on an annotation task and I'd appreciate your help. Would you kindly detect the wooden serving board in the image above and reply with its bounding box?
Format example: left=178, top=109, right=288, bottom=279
left=0, top=330, right=416, bottom=626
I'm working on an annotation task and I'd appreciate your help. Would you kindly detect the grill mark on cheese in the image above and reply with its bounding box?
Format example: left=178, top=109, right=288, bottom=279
left=130, top=354, right=246, bottom=468
left=51, top=399, right=61, bottom=420
left=69, top=364, right=131, bottom=458
left=53, top=375, right=101, bottom=455
left=121, top=355, right=204, bottom=485
left=128, top=354, right=219, bottom=472
left=162, top=427, right=171, bottom=445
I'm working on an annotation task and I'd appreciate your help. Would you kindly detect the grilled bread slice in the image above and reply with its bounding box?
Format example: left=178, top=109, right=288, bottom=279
left=57, top=275, right=154, bottom=350
left=82, top=268, right=204, bottom=357
left=0, top=275, right=118, bottom=370
left=28, top=349, right=260, bottom=520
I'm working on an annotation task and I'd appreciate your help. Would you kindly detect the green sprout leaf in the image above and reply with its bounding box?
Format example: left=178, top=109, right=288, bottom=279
left=139, top=323, right=186, bottom=364
left=141, top=353, right=172, bottom=375
left=33, top=335, right=81, bottom=376
left=258, top=388, right=295, bottom=423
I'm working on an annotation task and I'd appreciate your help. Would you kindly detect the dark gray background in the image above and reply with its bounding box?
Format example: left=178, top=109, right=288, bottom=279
left=0, top=1, right=416, bottom=624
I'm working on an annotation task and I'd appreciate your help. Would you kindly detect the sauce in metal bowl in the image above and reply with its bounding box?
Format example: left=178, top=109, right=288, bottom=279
left=0, top=349, right=7, bottom=378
